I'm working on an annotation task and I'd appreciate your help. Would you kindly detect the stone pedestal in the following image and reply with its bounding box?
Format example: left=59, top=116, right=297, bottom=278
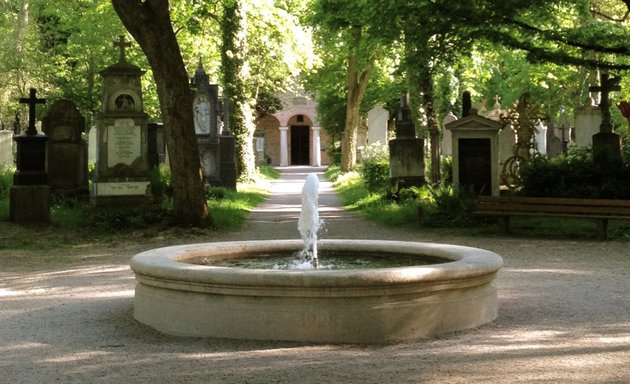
left=593, top=132, right=623, bottom=164
left=10, top=185, right=50, bottom=223
left=389, top=138, right=425, bottom=190
left=198, top=135, right=221, bottom=185
left=13, top=134, right=48, bottom=185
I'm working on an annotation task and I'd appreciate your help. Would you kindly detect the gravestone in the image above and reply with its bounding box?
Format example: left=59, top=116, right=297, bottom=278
left=367, top=105, right=389, bottom=145
left=191, top=61, right=222, bottom=186
left=574, top=101, right=601, bottom=148
left=534, top=120, right=547, bottom=155
left=550, top=106, right=572, bottom=157
left=88, top=127, right=97, bottom=164
left=219, top=99, right=237, bottom=190
left=10, top=88, right=50, bottom=223
left=484, top=95, right=503, bottom=121
left=42, top=100, right=88, bottom=196
left=498, top=124, right=516, bottom=177
left=147, top=122, right=166, bottom=168
left=91, top=36, right=153, bottom=209
left=446, top=110, right=502, bottom=196
left=0, top=128, right=12, bottom=166
left=441, top=112, right=457, bottom=156
left=589, top=72, right=623, bottom=164
left=388, top=94, right=425, bottom=192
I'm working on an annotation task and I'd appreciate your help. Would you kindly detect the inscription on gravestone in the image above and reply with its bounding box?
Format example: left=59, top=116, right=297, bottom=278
left=107, top=118, right=140, bottom=167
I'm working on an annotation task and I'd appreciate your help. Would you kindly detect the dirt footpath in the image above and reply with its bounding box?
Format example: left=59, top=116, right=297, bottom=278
left=1, top=167, right=629, bottom=383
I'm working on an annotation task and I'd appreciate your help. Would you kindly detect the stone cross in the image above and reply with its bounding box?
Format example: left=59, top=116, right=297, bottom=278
left=589, top=72, right=621, bottom=134
left=19, top=88, right=46, bottom=136
left=113, top=35, right=131, bottom=63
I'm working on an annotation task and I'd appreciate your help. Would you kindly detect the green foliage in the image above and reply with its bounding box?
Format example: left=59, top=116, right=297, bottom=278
left=518, top=151, right=630, bottom=199
left=90, top=206, right=172, bottom=232
left=50, top=196, right=92, bottom=228
left=256, top=165, right=280, bottom=179
left=334, top=167, right=480, bottom=230
left=0, top=165, right=13, bottom=220
left=206, top=182, right=268, bottom=229
left=0, top=165, right=13, bottom=197
left=324, top=164, right=342, bottom=182
left=416, top=184, right=478, bottom=227
left=441, top=155, right=453, bottom=184
left=150, top=164, right=173, bottom=199
left=358, top=142, right=390, bottom=192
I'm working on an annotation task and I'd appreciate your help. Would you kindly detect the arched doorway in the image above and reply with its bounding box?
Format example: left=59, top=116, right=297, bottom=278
left=290, top=125, right=310, bottom=165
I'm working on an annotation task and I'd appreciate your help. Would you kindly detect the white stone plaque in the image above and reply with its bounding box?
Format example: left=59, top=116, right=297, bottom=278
left=93, top=181, right=150, bottom=196
left=108, top=118, right=140, bottom=167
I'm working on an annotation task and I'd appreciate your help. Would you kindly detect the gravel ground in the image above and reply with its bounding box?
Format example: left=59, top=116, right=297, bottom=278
left=1, top=166, right=629, bottom=383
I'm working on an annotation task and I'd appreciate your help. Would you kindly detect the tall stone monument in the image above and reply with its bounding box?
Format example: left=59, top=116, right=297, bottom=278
left=91, top=36, right=153, bottom=208
left=388, top=94, right=424, bottom=192
left=10, top=88, right=50, bottom=223
left=42, top=100, right=88, bottom=196
left=190, top=61, right=237, bottom=190
left=589, top=72, right=623, bottom=164
left=191, top=61, right=221, bottom=185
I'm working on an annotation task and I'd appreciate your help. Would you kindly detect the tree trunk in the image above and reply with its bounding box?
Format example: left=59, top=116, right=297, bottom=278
left=420, top=68, right=441, bottom=184
left=13, top=0, right=29, bottom=94
left=15, top=0, right=28, bottom=54
left=111, top=0, right=211, bottom=227
left=341, top=28, right=371, bottom=172
left=221, top=0, right=256, bottom=181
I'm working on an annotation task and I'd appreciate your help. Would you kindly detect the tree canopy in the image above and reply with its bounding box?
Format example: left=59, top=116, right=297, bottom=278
left=2, top=0, right=630, bottom=183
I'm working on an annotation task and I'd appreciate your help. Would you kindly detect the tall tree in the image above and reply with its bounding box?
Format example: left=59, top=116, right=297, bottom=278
left=221, top=0, right=256, bottom=180
left=111, top=0, right=210, bottom=227
left=308, top=0, right=382, bottom=172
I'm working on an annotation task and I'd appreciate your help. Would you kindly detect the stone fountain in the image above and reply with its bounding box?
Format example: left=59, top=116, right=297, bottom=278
left=130, top=174, right=503, bottom=344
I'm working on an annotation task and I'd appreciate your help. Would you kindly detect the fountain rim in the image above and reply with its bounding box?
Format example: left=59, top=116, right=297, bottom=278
left=130, top=239, right=503, bottom=289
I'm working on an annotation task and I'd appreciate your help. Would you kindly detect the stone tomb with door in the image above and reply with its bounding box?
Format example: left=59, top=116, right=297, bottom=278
left=446, top=111, right=502, bottom=196
left=91, top=37, right=153, bottom=209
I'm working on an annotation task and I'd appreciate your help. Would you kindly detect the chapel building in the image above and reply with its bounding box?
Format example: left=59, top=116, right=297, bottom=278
left=255, top=90, right=331, bottom=167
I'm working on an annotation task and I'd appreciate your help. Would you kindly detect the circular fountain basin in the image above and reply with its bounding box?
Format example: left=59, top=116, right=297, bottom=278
left=130, top=239, right=503, bottom=344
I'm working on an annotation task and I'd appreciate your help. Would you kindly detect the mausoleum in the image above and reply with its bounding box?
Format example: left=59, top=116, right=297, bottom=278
left=255, top=90, right=331, bottom=166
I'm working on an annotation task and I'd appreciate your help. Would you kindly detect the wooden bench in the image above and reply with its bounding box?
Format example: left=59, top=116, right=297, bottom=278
left=475, top=196, right=630, bottom=240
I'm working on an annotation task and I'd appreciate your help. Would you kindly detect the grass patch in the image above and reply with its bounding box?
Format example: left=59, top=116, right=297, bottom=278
left=207, top=182, right=269, bottom=229
left=0, top=166, right=277, bottom=250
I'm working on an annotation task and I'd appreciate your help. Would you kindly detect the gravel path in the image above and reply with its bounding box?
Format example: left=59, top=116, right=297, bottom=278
left=1, top=166, right=629, bottom=383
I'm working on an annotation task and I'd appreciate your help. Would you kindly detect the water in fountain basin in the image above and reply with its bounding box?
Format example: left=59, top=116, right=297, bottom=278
left=297, top=173, right=321, bottom=268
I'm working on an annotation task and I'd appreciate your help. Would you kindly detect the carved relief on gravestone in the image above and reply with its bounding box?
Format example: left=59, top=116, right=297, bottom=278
left=194, top=93, right=212, bottom=135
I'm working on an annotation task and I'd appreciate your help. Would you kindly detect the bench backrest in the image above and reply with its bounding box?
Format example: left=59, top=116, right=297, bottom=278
left=476, top=196, right=630, bottom=216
